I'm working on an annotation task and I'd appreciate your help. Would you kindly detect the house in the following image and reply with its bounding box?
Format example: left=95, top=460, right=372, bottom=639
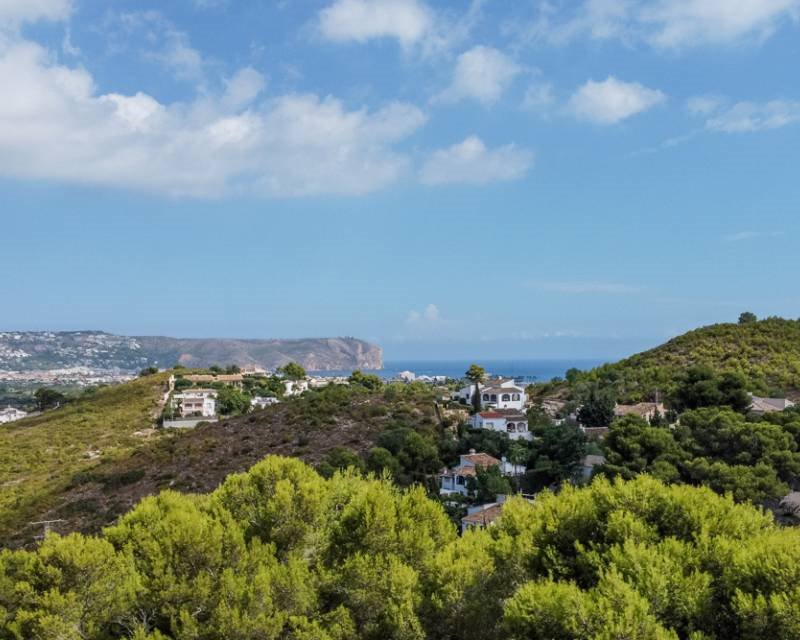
left=397, top=370, right=416, bottom=382
left=614, top=402, right=667, bottom=422
left=241, top=365, right=267, bottom=376
left=461, top=496, right=507, bottom=533
left=283, top=379, right=309, bottom=396
left=0, top=406, right=28, bottom=424
left=454, top=377, right=527, bottom=410
left=251, top=396, right=279, bottom=409
left=174, top=389, right=217, bottom=417
left=580, top=454, right=606, bottom=480
left=439, top=451, right=526, bottom=496
left=471, top=409, right=532, bottom=441
left=749, top=395, right=795, bottom=415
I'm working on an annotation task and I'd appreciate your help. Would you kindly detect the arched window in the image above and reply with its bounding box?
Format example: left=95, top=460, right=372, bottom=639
left=506, top=423, right=516, bottom=432
left=501, top=394, right=511, bottom=402
left=517, top=423, right=527, bottom=432
left=482, top=394, right=489, bottom=401
left=490, top=394, right=497, bottom=402
left=512, top=393, right=520, bottom=401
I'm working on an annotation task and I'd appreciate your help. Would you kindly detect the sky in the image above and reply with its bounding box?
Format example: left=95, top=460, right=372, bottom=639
left=1, top=0, right=799, bottom=361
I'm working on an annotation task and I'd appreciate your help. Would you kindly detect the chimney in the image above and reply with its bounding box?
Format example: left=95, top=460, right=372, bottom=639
left=469, top=448, right=476, bottom=454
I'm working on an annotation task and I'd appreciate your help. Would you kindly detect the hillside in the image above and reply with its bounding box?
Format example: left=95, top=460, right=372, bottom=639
left=0, top=331, right=383, bottom=372
left=1, top=382, right=439, bottom=547
left=0, top=374, right=169, bottom=542
left=582, top=317, right=800, bottom=401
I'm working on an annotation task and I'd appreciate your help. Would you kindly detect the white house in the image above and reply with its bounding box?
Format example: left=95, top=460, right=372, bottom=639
left=397, top=370, right=416, bottom=382
left=0, top=406, right=28, bottom=424
left=471, top=409, right=532, bottom=441
left=251, top=396, right=279, bottom=409
left=440, top=451, right=526, bottom=496
left=174, top=389, right=217, bottom=418
left=284, top=379, right=310, bottom=396
left=454, top=377, right=527, bottom=410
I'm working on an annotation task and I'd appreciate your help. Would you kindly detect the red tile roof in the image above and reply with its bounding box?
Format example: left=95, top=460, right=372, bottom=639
left=478, top=411, right=504, bottom=418
left=461, top=503, right=504, bottom=526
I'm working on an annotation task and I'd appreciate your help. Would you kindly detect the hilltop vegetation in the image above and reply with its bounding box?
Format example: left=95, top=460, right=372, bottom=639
left=2, top=457, right=799, bottom=639
left=0, top=374, right=168, bottom=543
left=578, top=317, right=800, bottom=402
left=1, top=381, right=441, bottom=546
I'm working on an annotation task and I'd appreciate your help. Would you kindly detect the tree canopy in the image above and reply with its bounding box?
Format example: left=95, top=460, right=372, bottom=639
left=2, top=458, right=799, bottom=639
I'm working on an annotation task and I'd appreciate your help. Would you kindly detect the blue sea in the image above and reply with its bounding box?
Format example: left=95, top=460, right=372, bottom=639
left=311, top=359, right=605, bottom=383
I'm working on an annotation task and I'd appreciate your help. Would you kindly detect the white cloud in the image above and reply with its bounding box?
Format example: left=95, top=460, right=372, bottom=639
left=568, top=76, right=665, bottom=124
left=318, top=0, right=433, bottom=45
left=706, top=100, right=800, bottom=133
left=531, top=281, right=645, bottom=294
left=0, top=38, right=428, bottom=197
left=522, top=82, right=555, bottom=111
left=686, top=94, right=725, bottom=116
left=420, top=136, right=534, bottom=185
left=434, top=46, right=521, bottom=105
left=0, top=0, right=70, bottom=29
left=407, top=303, right=442, bottom=327
left=524, top=0, right=800, bottom=49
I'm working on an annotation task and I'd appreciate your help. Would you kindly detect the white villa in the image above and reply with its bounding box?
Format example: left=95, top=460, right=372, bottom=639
left=284, top=379, right=310, bottom=396
left=251, top=396, right=279, bottom=409
left=454, top=377, right=527, bottom=411
left=174, top=389, right=217, bottom=418
left=0, top=406, right=28, bottom=424
left=439, top=452, right=526, bottom=496
left=471, top=409, right=532, bottom=441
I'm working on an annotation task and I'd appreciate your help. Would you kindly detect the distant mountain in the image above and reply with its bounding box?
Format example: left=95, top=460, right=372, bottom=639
left=581, top=317, right=800, bottom=400
left=0, top=331, right=382, bottom=372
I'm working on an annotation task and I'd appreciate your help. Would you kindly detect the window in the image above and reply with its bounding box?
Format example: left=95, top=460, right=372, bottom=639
left=490, top=394, right=497, bottom=402
left=506, top=423, right=516, bottom=432
left=502, top=394, right=511, bottom=402
left=512, top=393, right=520, bottom=401
left=456, top=476, right=465, bottom=485
left=482, top=394, right=489, bottom=401
left=518, top=423, right=527, bottom=432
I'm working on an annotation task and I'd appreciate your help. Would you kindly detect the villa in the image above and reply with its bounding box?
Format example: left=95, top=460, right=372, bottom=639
left=174, top=389, right=217, bottom=417
left=0, top=406, right=28, bottom=424
left=471, top=409, right=531, bottom=441
left=439, top=451, right=526, bottom=496
left=454, top=377, right=527, bottom=410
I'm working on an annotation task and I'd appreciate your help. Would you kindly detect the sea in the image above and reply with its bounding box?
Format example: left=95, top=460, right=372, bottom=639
left=310, top=359, right=605, bottom=384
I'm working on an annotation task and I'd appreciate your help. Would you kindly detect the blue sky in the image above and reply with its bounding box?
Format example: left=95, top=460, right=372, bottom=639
left=1, top=0, right=799, bottom=360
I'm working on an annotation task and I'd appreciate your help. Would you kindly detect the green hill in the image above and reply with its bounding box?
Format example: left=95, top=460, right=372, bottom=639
left=0, top=374, right=169, bottom=542
left=0, top=380, right=440, bottom=547
left=581, top=317, right=800, bottom=402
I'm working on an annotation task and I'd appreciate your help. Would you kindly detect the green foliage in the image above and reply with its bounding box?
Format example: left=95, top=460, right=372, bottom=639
left=739, top=312, right=757, bottom=325
left=2, top=463, right=798, bottom=639
left=0, top=374, right=167, bottom=541
left=464, top=364, right=486, bottom=384
left=468, top=465, right=511, bottom=502
left=669, top=366, right=751, bottom=414
left=577, top=384, right=616, bottom=427
left=349, top=369, right=384, bottom=390
left=576, top=317, right=800, bottom=401
left=601, top=408, right=800, bottom=502
left=527, top=422, right=587, bottom=490
left=216, top=386, right=252, bottom=416
left=139, top=366, right=159, bottom=377
left=33, top=387, right=67, bottom=411
left=279, top=362, right=307, bottom=380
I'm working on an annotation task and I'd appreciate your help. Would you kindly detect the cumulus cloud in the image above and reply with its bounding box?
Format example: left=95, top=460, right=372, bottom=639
left=0, top=36, right=428, bottom=197
left=706, top=100, right=800, bottom=133
left=407, top=304, right=442, bottom=327
left=434, top=46, right=521, bottom=105
left=318, top=0, right=433, bottom=45
left=0, top=0, right=71, bottom=29
left=524, top=0, right=800, bottom=49
left=568, top=76, right=665, bottom=124
left=419, top=136, right=533, bottom=185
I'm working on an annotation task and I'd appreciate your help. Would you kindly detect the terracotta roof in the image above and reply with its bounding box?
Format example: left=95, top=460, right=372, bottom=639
left=478, top=411, right=504, bottom=419
left=461, top=452, right=501, bottom=468
left=461, top=503, right=504, bottom=526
